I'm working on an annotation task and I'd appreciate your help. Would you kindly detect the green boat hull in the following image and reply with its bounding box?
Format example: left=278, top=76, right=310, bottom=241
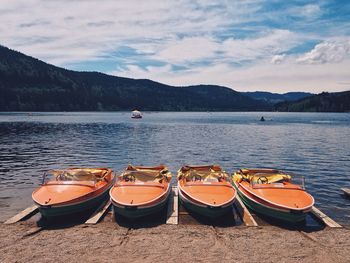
left=38, top=189, right=110, bottom=219
left=179, top=191, right=232, bottom=219
left=113, top=194, right=170, bottom=219
left=233, top=184, right=307, bottom=223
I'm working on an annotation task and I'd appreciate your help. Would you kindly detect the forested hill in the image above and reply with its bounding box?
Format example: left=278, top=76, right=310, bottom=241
left=275, top=91, right=350, bottom=112
left=244, top=91, right=313, bottom=104
left=0, top=45, right=270, bottom=111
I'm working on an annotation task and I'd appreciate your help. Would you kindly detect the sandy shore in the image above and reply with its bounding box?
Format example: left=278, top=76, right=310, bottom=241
left=1, top=219, right=349, bottom=263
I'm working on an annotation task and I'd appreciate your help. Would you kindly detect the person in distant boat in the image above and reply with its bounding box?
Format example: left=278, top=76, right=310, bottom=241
left=260, top=116, right=265, bottom=122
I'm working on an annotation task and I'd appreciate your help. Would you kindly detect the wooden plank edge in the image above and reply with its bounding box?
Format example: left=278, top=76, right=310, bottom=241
left=4, top=205, right=39, bottom=224
left=341, top=188, right=350, bottom=197
left=166, top=187, right=178, bottom=225
left=85, top=200, right=112, bottom=224
left=311, top=206, right=342, bottom=228
left=234, top=195, right=258, bottom=227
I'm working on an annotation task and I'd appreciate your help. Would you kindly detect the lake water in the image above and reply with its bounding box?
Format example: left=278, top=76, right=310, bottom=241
left=0, top=112, right=349, bottom=224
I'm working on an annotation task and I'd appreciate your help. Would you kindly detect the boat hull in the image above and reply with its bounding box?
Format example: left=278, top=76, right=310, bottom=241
left=37, top=187, right=110, bottom=219
left=112, top=191, right=170, bottom=219
left=110, top=164, right=172, bottom=220
left=233, top=183, right=308, bottom=223
left=178, top=188, right=233, bottom=219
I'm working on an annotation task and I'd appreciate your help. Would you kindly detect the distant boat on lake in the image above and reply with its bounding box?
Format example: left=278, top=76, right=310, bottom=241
left=131, top=110, right=142, bottom=119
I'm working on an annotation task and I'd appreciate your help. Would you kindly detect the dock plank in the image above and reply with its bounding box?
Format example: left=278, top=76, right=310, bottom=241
left=341, top=188, right=350, bottom=197
left=234, top=195, right=258, bottom=227
left=166, top=187, right=178, bottom=225
left=85, top=200, right=112, bottom=224
left=311, top=206, right=342, bottom=228
left=4, top=205, right=39, bottom=224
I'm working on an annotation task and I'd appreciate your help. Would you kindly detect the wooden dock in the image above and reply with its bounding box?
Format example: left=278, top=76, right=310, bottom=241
left=4, top=205, right=39, bottom=224
left=233, top=195, right=258, bottom=227
left=310, top=206, right=342, bottom=228
left=3, top=192, right=342, bottom=229
left=166, top=186, right=178, bottom=225
left=85, top=200, right=112, bottom=224
left=341, top=188, right=350, bottom=198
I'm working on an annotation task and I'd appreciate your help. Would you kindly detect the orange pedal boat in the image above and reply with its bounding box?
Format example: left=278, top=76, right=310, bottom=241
left=32, top=168, right=114, bottom=218
left=177, top=165, right=236, bottom=219
left=110, top=165, right=172, bottom=219
left=232, top=168, right=315, bottom=223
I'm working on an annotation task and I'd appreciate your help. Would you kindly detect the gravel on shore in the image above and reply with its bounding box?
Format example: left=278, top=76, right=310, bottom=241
left=1, top=220, right=349, bottom=263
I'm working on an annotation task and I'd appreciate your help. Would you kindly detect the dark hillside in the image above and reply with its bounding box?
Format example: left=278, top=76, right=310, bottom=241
left=275, top=91, right=350, bottom=112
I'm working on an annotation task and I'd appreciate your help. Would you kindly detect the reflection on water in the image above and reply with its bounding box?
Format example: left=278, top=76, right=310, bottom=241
left=0, top=112, right=349, bottom=223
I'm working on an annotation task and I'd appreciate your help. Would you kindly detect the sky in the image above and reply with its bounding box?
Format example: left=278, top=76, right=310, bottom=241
left=1, top=0, right=350, bottom=93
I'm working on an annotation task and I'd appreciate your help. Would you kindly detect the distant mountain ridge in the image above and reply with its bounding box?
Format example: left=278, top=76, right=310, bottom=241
left=0, top=45, right=270, bottom=111
left=275, top=91, right=350, bottom=112
left=243, top=91, right=313, bottom=104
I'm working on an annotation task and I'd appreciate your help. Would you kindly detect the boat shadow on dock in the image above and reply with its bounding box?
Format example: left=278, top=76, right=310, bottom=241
left=178, top=202, right=243, bottom=227
left=112, top=207, right=169, bottom=229
left=35, top=206, right=102, bottom=229
left=249, top=211, right=325, bottom=232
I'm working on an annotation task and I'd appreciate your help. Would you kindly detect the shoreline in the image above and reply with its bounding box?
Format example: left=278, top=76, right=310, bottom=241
left=1, top=219, right=349, bottom=263
left=1, top=111, right=350, bottom=113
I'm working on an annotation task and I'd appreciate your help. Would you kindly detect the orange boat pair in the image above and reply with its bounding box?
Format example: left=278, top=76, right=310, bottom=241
left=109, top=164, right=237, bottom=219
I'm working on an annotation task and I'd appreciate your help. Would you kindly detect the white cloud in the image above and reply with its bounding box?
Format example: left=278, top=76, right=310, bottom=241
left=145, top=29, right=300, bottom=66
left=222, top=30, right=298, bottom=62
left=297, top=40, right=350, bottom=64
left=156, top=36, right=219, bottom=63
left=112, top=53, right=350, bottom=93
left=0, top=0, right=262, bottom=65
left=1, top=0, right=350, bottom=93
left=294, top=4, right=322, bottom=19
left=271, top=54, right=286, bottom=64
left=111, top=31, right=350, bottom=94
